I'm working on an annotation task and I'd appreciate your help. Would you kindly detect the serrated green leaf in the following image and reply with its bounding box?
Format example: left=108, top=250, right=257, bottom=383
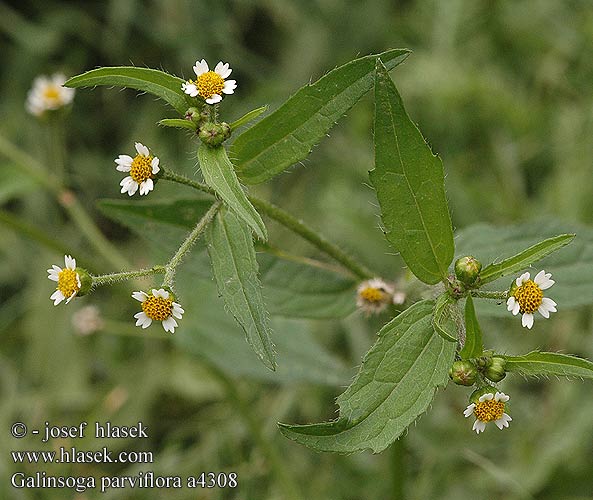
left=198, top=145, right=267, bottom=240
left=503, top=351, right=593, bottom=379
left=206, top=209, right=276, bottom=370
left=65, top=67, right=194, bottom=114
left=370, top=60, right=454, bottom=285
left=460, top=295, right=483, bottom=359
left=231, top=49, right=410, bottom=185
left=158, top=118, right=197, bottom=130
left=279, top=300, right=456, bottom=453
left=455, top=220, right=593, bottom=316
left=479, top=234, right=575, bottom=285
left=258, top=254, right=356, bottom=319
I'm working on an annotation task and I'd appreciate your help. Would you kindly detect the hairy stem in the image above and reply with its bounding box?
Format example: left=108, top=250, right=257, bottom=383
left=471, top=290, right=508, bottom=300
left=161, top=168, right=374, bottom=280
left=92, top=266, right=166, bottom=287
left=163, top=200, right=221, bottom=288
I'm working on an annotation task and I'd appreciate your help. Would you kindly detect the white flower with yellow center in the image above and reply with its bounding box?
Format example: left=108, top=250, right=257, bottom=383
left=26, top=73, right=75, bottom=116
left=356, top=278, right=395, bottom=314
left=181, top=59, right=237, bottom=104
left=506, top=270, right=557, bottom=329
left=132, top=288, right=184, bottom=333
left=463, top=391, right=512, bottom=434
left=115, top=142, right=160, bottom=196
left=47, top=255, right=81, bottom=305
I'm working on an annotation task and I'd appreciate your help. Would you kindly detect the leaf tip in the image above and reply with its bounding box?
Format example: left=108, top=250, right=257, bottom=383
left=63, top=76, right=78, bottom=88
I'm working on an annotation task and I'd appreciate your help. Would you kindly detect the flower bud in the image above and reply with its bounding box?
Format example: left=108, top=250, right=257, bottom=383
left=474, top=351, right=493, bottom=369
left=449, top=360, right=478, bottom=386
left=75, top=267, right=93, bottom=297
left=198, top=122, right=232, bottom=147
left=184, top=107, right=202, bottom=123
left=454, top=256, right=482, bottom=285
left=484, top=357, right=507, bottom=382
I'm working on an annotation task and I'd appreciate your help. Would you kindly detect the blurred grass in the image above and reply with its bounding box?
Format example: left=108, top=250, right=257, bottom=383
left=1, top=1, right=593, bottom=499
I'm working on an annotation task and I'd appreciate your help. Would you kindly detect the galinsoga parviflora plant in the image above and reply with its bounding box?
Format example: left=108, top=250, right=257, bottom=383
left=37, top=49, right=593, bottom=453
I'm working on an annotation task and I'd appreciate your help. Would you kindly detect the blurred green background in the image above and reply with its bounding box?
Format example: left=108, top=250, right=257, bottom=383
left=1, top=1, right=593, bottom=499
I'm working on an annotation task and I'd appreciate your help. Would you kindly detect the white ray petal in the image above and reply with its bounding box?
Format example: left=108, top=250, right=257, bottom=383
left=151, top=157, right=160, bottom=173
left=51, top=290, right=65, bottom=305
left=222, top=80, right=237, bottom=94
left=473, top=420, right=486, bottom=434
left=135, top=142, right=149, bottom=156
left=134, top=312, right=152, bottom=328
left=522, top=313, right=534, bottom=329
left=541, top=297, right=557, bottom=311
left=65, top=255, right=76, bottom=269
left=193, top=59, right=209, bottom=76
left=132, top=291, right=148, bottom=302
left=538, top=305, right=550, bottom=318
left=214, top=61, right=232, bottom=78
left=506, top=296, right=516, bottom=312
left=463, top=404, right=475, bottom=418
left=206, top=94, right=222, bottom=104
left=162, top=317, right=178, bottom=333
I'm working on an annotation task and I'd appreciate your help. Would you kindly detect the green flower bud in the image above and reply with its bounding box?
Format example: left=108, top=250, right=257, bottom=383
left=469, top=385, right=498, bottom=404
left=474, top=351, right=493, bottom=369
left=449, top=360, right=478, bottom=386
left=198, top=122, right=232, bottom=147
left=75, top=268, right=93, bottom=297
left=484, top=357, right=507, bottom=382
left=184, top=107, right=202, bottom=123
left=454, top=256, right=482, bottom=285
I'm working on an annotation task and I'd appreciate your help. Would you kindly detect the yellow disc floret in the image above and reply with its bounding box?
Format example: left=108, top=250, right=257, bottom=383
left=196, top=71, right=225, bottom=100
left=43, top=86, right=61, bottom=102
left=473, top=399, right=505, bottom=423
left=130, top=154, right=154, bottom=184
left=142, top=295, right=173, bottom=321
left=513, top=279, right=543, bottom=314
left=359, top=287, right=387, bottom=303
left=57, top=268, right=80, bottom=298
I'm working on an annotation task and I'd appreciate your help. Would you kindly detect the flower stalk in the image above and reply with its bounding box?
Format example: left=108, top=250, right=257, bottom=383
left=163, top=200, right=221, bottom=288
left=470, top=290, right=508, bottom=300
left=92, top=266, right=166, bottom=288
